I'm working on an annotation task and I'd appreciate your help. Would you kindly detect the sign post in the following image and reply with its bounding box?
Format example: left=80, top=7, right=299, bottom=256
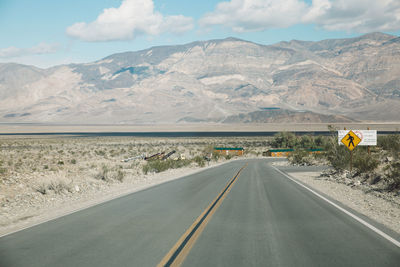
left=341, top=130, right=362, bottom=172
left=367, top=127, right=371, bottom=155
left=338, top=130, right=377, bottom=146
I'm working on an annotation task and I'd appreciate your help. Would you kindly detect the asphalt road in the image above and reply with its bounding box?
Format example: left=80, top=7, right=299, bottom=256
left=0, top=159, right=399, bottom=267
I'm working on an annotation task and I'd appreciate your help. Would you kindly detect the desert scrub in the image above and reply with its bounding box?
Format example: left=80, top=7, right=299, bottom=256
left=115, top=169, right=125, bottom=182
left=385, top=160, right=400, bottom=190
left=142, top=159, right=191, bottom=174
left=94, top=165, right=111, bottom=181
left=48, top=180, right=73, bottom=194
left=323, top=137, right=350, bottom=170
left=288, top=149, right=313, bottom=165
left=322, top=135, right=380, bottom=173
left=34, top=178, right=73, bottom=195
left=224, top=154, right=232, bottom=160
left=270, top=132, right=298, bottom=148
left=353, top=151, right=379, bottom=173
left=378, top=134, right=400, bottom=156
left=212, top=153, right=220, bottom=161
left=193, top=156, right=205, bottom=167
left=94, top=165, right=125, bottom=182
left=271, top=132, right=329, bottom=150
left=0, top=159, right=6, bottom=175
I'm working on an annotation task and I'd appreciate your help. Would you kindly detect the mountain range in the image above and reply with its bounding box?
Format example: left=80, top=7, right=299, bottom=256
left=1, top=32, right=400, bottom=124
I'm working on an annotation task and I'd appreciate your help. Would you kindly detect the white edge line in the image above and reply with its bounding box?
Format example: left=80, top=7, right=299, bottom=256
left=272, top=166, right=400, bottom=248
left=0, top=158, right=250, bottom=239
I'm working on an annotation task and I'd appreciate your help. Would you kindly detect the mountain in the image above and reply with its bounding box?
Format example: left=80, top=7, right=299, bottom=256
left=1, top=32, right=400, bottom=124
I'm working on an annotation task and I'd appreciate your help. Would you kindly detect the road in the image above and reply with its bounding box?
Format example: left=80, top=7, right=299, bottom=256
left=0, top=159, right=399, bottom=266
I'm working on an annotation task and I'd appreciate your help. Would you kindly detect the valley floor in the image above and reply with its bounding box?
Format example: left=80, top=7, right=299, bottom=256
left=1, top=136, right=399, bottom=238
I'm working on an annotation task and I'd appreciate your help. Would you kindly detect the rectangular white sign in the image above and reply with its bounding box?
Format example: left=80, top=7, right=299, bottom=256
left=338, top=130, right=377, bottom=146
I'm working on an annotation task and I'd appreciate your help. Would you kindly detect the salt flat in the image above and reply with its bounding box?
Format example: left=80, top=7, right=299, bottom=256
left=0, top=122, right=399, bottom=134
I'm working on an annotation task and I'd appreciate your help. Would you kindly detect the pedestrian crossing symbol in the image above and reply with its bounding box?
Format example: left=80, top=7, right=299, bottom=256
left=341, top=130, right=361, bottom=151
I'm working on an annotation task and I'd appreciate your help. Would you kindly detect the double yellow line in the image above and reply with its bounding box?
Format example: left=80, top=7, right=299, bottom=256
left=157, top=163, right=248, bottom=267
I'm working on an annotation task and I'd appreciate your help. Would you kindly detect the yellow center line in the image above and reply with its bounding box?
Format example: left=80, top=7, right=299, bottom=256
left=157, top=163, right=248, bottom=267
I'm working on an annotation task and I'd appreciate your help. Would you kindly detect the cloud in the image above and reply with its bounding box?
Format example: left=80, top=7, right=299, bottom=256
left=200, top=0, right=307, bottom=32
left=0, top=43, right=60, bottom=59
left=304, top=0, right=400, bottom=33
left=66, top=0, right=194, bottom=42
left=200, top=0, right=400, bottom=33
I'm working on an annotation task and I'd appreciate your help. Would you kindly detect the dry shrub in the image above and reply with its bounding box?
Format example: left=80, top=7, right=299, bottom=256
left=353, top=152, right=379, bottom=173
left=142, top=159, right=191, bottom=174
left=34, top=173, right=73, bottom=195
left=386, top=161, right=400, bottom=190
left=94, top=165, right=125, bottom=182
left=288, top=149, right=313, bottom=165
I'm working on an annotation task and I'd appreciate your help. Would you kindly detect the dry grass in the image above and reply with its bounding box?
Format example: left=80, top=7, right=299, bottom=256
left=0, top=135, right=269, bottom=200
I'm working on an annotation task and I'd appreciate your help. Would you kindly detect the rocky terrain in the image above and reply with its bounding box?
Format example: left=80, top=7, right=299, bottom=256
left=1, top=32, right=400, bottom=124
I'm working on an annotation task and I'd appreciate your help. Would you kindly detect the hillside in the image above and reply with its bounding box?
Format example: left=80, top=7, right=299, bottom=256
left=1, top=33, right=399, bottom=124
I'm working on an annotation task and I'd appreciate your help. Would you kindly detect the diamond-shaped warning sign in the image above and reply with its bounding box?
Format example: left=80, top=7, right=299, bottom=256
left=341, top=130, right=361, bottom=151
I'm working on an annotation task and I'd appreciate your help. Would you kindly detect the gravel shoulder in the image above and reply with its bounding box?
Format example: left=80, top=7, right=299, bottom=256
left=287, top=170, right=400, bottom=235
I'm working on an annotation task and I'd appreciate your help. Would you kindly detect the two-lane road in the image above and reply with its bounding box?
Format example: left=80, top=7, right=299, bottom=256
left=1, top=159, right=399, bottom=266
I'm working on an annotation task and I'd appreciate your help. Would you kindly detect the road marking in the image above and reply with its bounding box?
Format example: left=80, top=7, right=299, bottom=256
left=0, top=160, right=241, bottom=239
left=272, top=166, right=400, bottom=248
left=157, top=163, right=248, bottom=267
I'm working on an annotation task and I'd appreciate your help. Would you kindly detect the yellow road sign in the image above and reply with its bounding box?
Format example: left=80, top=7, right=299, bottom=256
left=341, top=130, right=361, bottom=151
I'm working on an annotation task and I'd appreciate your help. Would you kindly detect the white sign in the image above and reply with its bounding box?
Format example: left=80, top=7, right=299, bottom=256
left=338, top=130, right=377, bottom=146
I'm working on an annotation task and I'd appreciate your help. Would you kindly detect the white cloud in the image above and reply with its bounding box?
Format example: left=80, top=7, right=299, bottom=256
left=304, top=0, right=400, bottom=33
left=200, top=0, right=307, bottom=32
left=66, top=0, right=194, bottom=42
left=0, top=43, right=60, bottom=58
left=200, top=0, right=400, bottom=33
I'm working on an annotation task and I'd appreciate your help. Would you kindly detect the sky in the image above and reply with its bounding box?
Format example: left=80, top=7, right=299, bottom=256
left=1, top=0, right=400, bottom=68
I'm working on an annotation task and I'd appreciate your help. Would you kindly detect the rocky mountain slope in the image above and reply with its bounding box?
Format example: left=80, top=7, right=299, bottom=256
left=1, top=32, right=399, bottom=124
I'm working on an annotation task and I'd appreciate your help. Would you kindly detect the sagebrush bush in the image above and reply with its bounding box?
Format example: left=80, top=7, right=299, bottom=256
left=386, top=161, right=400, bottom=190
left=299, top=135, right=315, bottom=149
left=94, top=165, right=125, bottom=182
left=34, top=178, right=72, bottom=195
left=142, top=159, right=191, bottom=174
left=193, top=156, right=205, bottom=167
left=270, top=132, right=298, bottom=148
left=288, top=149, right=312, bottom=165
left=95, top=165, right=110, bottom=181
left=323, top=137, right=351, bottom=170
left=212, top=153, right=220, bottom=161
left=323, top=136, right=381, bottom=173
left=224, top=154, right=232, bottom=160
left=48, top=180, right=72, bottom=194
left=378, top=134, right=400, bottom=156
left=271, top=132, right=328, bottom=150
left=35, top=183, right=48, bottom=195
left=115, top=169, right=125, bottom=182
left=353, top=152, right=379, bottom=173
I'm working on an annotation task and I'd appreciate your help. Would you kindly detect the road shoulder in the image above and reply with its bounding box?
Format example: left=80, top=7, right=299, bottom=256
left=287, top=170, right=400, bottom=235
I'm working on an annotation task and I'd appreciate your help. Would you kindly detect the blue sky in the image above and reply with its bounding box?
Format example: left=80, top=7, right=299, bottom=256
left=1, top=0, right=400, bottom=68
